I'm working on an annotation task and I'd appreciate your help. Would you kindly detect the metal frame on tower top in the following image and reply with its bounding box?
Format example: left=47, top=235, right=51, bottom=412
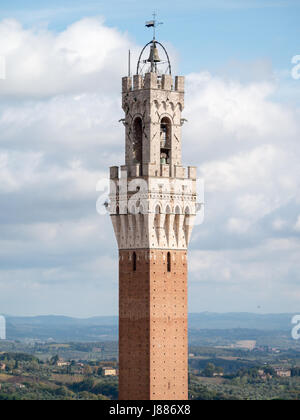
left=136, top=13, right=172, bottom=76
left=136, top=41, right=172, bottom=75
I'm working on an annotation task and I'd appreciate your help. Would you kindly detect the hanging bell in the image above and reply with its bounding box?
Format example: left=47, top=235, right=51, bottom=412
left=147, top=42, right=161, bottom=63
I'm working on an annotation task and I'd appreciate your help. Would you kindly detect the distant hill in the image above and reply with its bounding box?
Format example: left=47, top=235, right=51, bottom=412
left=2, top=312, right=295, bottom=342
left=4, top=315, right=118, bottom=342
left=189, top=312, right=294, bottom=331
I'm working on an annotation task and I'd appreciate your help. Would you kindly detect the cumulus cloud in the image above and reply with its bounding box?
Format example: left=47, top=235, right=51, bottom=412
left=184, top=73, right=300, bottom=236
left=189, top=237, right=300, bottom=312
left=183, top=70, right=300, bottom=312
left=294, top=216, right=300, bottom=232
left=0, top=17, right=137, bottom=98
left=0, top=18, right=299, bottom=315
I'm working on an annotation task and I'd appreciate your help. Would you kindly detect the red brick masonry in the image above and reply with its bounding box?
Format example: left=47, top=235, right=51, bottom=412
left=119, top=249, right=188, bottom=400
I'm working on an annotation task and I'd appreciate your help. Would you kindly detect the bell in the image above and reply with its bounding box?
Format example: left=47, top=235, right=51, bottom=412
left=147, top=43, right=161, bottom=63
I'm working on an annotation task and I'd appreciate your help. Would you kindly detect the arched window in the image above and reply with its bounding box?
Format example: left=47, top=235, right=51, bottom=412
left=133, top=117, right=143, bottom=164
left=133, top=252, right=137, bottom=271
left=167, top=252, right=171, bottom=272
left=160, top=117, right=171, bottom=164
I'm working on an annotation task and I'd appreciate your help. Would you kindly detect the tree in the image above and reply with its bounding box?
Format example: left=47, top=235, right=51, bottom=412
left=291, top=368, right=300, bottom=377
left=83, top=365, right=93, bottom=377
left=203, top=363, right=216, bottom=377
left=50, top=355, right=59, bottom=366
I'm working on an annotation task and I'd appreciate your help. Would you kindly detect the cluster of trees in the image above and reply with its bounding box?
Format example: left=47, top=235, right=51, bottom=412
left=232, top=366, right=275, bottom=380
left=0, top=353, right=41, bottom=373
left=0, top=380, right=116, bottom=401
left=202, top=363, right=224, bottom=377
left=0, top=352, right=39, bottom=363
left=197, top=362, right=281, bottom=380
left=0, top=351, right=119, bottom=400
left=291, top=368, right=300, bottom=377
left=189, top=383, right=226, bottom=400
left=70, top=378, right=117, bottom=399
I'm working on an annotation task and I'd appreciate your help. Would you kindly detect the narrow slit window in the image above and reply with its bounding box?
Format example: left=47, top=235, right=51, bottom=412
left=167, top=252, right=171, bottom=272
left=133, top=117, right=143, bottom=164
left=160, top=117, right=171, bottom=164
left=133, top=252, right=137, bottom=271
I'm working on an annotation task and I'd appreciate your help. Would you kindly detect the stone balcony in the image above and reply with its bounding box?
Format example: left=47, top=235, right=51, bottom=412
left=110, top=163, right=197, bottom=180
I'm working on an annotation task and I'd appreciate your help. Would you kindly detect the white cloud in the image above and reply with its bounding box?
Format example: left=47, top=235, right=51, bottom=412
left=199, top=144, right=282, bottom=192
left=0, top=150, right=106, bottom=198
left=294, top=216, right=300, bottom=232
left=272, top=218, right=287, bottom=231
left=184, top=71, right=300, bottom=243
left=189, top=237, right=300, bottom=312
left=227, top=217, right=250, bottom=234
left=0, top=17, right=136, bottom=98
left=0, top=151, right=43, bottom=192
left=184, top=72, right=299, bottom=164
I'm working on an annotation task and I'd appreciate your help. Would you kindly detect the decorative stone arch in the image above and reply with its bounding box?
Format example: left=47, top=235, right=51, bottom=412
left=183, top=205, right=191, bottom=231
left=174, top=205, right=181, bottom=245
left=184, top=205, right=193, bottom=246
left=135, top=204, right=145, bottom=246
left=119, top=200, right=128, bottom=216
left=129, top=204, right=137, bottom=242
left=154, top=203, right=162, bottom=245
left=164, top=204, right=171, bottom=214
left=184, top=205, right=191, bottom=215
left=150, top=201, right=163, bottom=214
left=174, top=204, right=182, bottom=215
left=138, top=204, right=144, bottom=215
left=129, top=204, right=138, bottom=215
left=160, top=112, right=174, bottom=123
left=154, top=99, right=160, bottom=109
left=164, top=204, right=172, bottom=246
left=140, top=200, right=149, bottom=214
left=155, top=204, right=162, bottom=214
left=177, top=102, right=183, bottom=112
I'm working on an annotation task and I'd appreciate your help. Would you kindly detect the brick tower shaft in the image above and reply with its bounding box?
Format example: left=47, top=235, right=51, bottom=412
left=119, top=249, right=188, bottom=400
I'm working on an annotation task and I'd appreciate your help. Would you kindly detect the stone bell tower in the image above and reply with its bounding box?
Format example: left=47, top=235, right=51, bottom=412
left=109, top=24, right=197, bottom=400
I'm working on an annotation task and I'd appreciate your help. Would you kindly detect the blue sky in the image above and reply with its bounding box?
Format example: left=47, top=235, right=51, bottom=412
left=1, top=0, right=300, bottom=73
left=0, top=0, right=299, bottom=317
